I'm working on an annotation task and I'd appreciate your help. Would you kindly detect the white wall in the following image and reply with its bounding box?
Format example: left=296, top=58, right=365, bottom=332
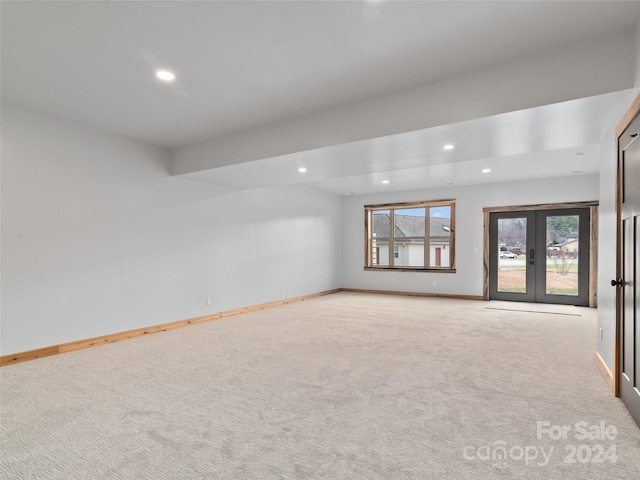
left=596, top=89, right=640, bottom=371
left=341, top=175, right=599, bottom=296
left=1, top=105, right=342, bottom=355
left=597, top=135, right=618, bottom=370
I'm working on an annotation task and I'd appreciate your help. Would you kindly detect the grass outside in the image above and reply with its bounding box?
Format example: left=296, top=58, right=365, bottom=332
left=546, top=261, right=579, bottom=274
left=497, top=270, right=579, bottom=296
left=497, top=269, right=526, bottom=293
left=500, top=257, right=579, bottom=274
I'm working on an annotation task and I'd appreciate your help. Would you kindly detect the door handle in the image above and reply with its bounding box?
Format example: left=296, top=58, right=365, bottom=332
left=529, top=249, right=535, bottom=265
left=611, top=279, right=625, bottom=287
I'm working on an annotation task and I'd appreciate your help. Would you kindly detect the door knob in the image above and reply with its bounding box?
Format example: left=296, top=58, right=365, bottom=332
left=611, top=279, right=624, bottom=287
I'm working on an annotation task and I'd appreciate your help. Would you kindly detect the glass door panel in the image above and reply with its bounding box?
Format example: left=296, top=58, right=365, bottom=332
left=489, top=211, right=535, bottom=302
left=545, top=215, right=579, bottom=296
left=497, top=217, right=528, bottom=293
left=535, top=209, right=589, bottom=306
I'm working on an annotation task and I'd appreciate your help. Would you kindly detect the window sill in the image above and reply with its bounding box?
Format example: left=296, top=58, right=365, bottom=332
left=364, top=267, right=457, bottom=273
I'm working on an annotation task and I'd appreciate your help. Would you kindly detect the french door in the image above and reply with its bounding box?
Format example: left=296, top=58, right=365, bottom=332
left=489, top=209, right=590, bottom=306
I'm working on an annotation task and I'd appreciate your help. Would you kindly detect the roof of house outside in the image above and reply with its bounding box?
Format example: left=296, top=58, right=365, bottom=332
left=372, top=213, right=450, bottom=238
left=553, top=238, right=579, bottom=247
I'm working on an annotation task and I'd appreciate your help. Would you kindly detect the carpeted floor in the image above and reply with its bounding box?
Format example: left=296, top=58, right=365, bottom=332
left=1, top=292, right=639, bottom=479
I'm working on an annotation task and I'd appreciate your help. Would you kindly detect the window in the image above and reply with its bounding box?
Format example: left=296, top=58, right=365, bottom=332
left=365, top=199, right=455, bottom=272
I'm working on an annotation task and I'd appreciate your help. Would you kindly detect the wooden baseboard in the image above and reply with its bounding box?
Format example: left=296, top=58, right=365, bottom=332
left=0, top=288, right=489, bottom=367
left=594, top=351, right=615, bottom=394
left=0, top=289, right=341, bottom=367
left=339, top=288, right=483, bottom=301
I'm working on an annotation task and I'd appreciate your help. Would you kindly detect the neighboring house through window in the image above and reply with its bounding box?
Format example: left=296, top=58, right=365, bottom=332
left=365, top=199, right=456, bottom=271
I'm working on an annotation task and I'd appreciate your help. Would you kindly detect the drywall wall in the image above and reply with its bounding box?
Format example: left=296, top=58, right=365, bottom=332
left=1, top=105, right=342, bottom=355
left=597, top=133, right=618, bottom=371
left=341, top=174, right=600, bottom=297
left=596, top=90, right=640, bottom=371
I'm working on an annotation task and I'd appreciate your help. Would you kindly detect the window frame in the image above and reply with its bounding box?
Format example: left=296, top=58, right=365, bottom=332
left=364, top=199, right=456, bottom=273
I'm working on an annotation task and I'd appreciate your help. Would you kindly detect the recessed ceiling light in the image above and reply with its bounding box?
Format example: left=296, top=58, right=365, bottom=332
left=447, top=182, right=455, bottom=185
left=298, top=167, right=307, bottom=173
left=443, top=144, right=454, bottom=151
left=156, top=70, right=176, bottom=82
left=574, top=152, right=584, bottom=157
left=482, top=168, right=491, bottom=173
left=572, top=170, right=582, bottom=174
left=382, top=180, right=390, bottom=184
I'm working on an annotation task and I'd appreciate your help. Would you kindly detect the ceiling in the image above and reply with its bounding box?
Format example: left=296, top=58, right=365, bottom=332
left=2, top=1, right=640, bottom=195
left=182, top=90, right=629, bottom=195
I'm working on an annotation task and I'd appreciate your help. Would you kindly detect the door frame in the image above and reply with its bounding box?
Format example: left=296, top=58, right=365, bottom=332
left=483, top=201, right=599, bottom=306
left=614, top=93, right=640, bottom=397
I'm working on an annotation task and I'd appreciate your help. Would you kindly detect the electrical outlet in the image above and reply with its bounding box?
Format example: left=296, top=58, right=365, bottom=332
left=599, top=328, right=603, bottom=341
left=206, top=296, right=212, bottom=305
left=432, top=280, right=437, bottom=287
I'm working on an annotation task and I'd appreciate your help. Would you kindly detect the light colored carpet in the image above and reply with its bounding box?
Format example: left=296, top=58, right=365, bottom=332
left=486, top=301, right=582, bottom=316
left=1, top=292, right=639, bottom=479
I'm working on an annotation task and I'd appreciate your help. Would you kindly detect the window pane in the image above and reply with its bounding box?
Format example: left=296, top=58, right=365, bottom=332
left=429, top=237, right=450, bottom=267
left=430, top=206, right=451, bottom=232
left=546, top=215, right=579, bottom=296
left=428, top=206, right=451, bottom=267
left=394, top=208, right=425, bottom=267
left=371, top=210, right=390, bottom=266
